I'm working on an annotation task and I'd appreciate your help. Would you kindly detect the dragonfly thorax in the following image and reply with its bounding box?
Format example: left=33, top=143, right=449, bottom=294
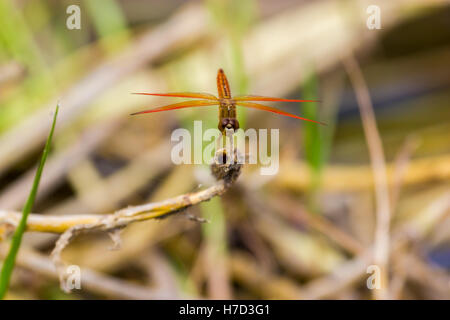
left=218, top=98, right=238, bottom=134
left=219, top=98, right=234, bottom=107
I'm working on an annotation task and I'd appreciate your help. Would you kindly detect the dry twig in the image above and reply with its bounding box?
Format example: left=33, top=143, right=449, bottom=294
left=343, top=54, right=391, bottom=299
left=0, top=149, right=242, bottom=292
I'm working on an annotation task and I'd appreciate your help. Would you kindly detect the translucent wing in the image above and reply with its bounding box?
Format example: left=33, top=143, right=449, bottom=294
left=234, top=95, right=319, bottom=103
left=132, top=92, right=218, bottom=100
left=236, top=101, right=325, bottom=125
left=131, top=100, right=219, bottom=115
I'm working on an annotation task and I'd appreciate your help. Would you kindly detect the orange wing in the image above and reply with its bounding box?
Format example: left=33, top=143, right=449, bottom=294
left=236, top=101, right=325, bottom=125
left=234, top=95, right=319, bottom=103
left=131, top=100, right=219, bottom=116
left=132, top=92, right=218, bottom=100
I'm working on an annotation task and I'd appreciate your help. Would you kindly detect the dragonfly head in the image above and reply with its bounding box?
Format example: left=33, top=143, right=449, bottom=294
left=219, top=117, right=239, bottom=134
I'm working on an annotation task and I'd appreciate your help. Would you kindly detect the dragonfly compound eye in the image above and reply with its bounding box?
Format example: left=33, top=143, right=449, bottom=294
left=219, top=118, right=229, bottom=132
left=229, top=119, right=239, bottom=131
left=219, top=118, right=239, bottom=133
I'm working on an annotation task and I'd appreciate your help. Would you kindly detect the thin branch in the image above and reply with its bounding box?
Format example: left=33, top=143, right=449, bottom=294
left=265, top=194, right=365, bottom=256
left=390, top=136, right=420, bottom=212
left=0, top=170, right=237, bottom=235
left=0, top=149, right=242, bottom=292
left=302, top=190, right=450, bottom=300
left=275, top=153, right=450, bottom=192
left=343, top=54, right=391, bottom=300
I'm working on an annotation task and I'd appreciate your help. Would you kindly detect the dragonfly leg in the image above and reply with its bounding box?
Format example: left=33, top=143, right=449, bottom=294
left=224, top=128, right=235, bottom=165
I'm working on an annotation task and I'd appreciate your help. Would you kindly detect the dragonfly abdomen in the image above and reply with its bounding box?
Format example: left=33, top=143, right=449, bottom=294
left=217, top=68, right=231, bottom=99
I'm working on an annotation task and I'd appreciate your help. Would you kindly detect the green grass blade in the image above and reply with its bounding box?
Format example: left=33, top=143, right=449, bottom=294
left=303, top=70, right=322, bottom=173
left=0, top=104, right=59, bottom=299
left=302, top=69, right=323, bottom=211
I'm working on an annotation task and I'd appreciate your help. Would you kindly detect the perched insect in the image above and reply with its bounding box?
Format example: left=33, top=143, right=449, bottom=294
left=131, top=68, right=324, bottom=134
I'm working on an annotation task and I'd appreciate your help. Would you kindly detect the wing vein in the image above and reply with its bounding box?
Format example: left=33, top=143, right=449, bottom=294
left=234, top=95, right=319, bottom=103
left=132, top=92, right=218, bottom=100
left=236, top=101, right=325, bottom=125
left=131, top=100, right=219, bottom=115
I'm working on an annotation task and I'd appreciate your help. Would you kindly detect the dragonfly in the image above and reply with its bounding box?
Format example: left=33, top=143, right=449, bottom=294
left=131, top=68, right=324, bottom=134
